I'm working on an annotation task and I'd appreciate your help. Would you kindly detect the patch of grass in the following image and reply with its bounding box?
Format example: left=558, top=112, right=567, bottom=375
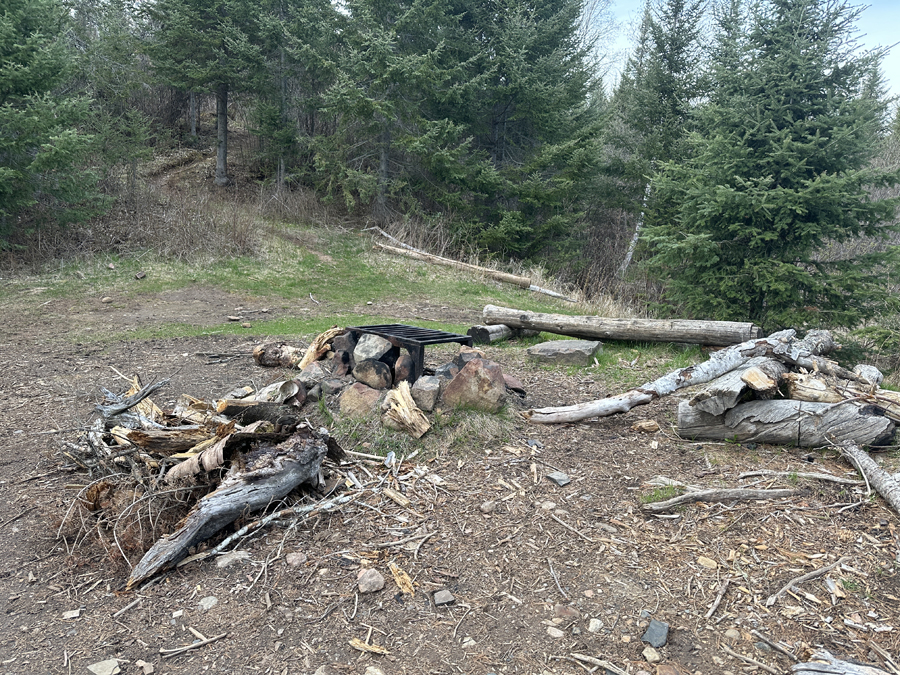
left=841, top=577, right=860, bottom=593
left=639, top=484, right=682, bottom=504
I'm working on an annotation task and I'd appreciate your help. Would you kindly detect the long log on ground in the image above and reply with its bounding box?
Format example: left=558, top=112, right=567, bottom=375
left=374, top=243, right=531, bottom=288
left=526, top=329, right=838, bottom=424
left=677, top=400, right=896, bottom=447
left=641, top=487, right=805, bottom=513
left=792, top=650, right=890, bottom=675
left=467, top=324, right=540, bottom=345
left=483, top=305, right=762, bottom=346
left=127, top=430, right=328, bottom=588
left=840, top=443, right=900, bottom=515
left=785, top=372, right=900, bottom=422
left=688, top=357, right=787, bottom=415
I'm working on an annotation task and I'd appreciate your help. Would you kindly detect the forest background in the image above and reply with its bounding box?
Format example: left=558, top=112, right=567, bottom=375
left=3, top=0, right=900, bottom=341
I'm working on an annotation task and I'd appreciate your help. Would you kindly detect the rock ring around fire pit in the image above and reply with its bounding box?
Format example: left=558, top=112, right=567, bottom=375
left=346, top=324, right=473, bottom=382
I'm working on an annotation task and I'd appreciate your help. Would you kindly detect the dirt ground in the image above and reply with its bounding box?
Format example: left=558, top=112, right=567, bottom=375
left=1, top=286, right=899, bottom=675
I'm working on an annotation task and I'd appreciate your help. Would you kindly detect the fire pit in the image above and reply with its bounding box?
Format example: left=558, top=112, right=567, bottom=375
left=346, top=324, right=473, bottom=382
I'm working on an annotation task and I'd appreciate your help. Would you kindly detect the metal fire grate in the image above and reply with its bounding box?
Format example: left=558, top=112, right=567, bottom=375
left=347, top=324, right=473, bottom=382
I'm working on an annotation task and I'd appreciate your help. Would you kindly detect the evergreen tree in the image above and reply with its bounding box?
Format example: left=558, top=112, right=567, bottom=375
left=644, top=0, right=899, bottom=329
left=0, top=0, right=101, bottom=240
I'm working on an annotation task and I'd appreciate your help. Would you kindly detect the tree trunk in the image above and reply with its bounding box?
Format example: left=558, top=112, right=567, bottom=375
left=127, top=432, right=327, bottom=588
left=374, top=127, right=390, bottom=222
left=189, top=91, right=198, bottom=137
left=467, top=324, right=539, bottom=344
left=214, top=83, right=230, bottom=186
left=677, top=399, right=895, bottom=447
left=484, top=305, right=762, bottom=346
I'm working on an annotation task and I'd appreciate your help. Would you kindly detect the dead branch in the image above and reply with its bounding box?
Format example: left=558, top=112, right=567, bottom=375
left=721, top=643, right=781, bottom=675
left=792, top=650, right=891, bottom=674
left=840, top=444, right=900, bottom=515
left=641, top=487, right=806, bottom=513
left=96, top=379, right=169, bottom=419
left=766, top=556, right=850, bottom=606
left=738, top=470, right=864, bottom=486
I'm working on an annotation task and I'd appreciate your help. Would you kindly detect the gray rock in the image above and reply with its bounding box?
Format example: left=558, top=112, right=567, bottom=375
left=642, top=618, right=669, bottom=648
left=453, top=345, right=486, bottom=369
left=198, top=596, right=218, bottom=612
left=340, top=383, right=382, bottom=418
left=298, top=361, right=331, bottom=388
left=353, top=359, right=393, bottom=389
left=546, top=471, right=571, bottom=486
left=357, top=568, right=385, bottom=593
left=587, top=618, right=603, bottom=633
left=354, top=334, right=392, bottom=362
left=433, top=589, right=455, bottom=606
left=332, top=332, right=357, bottom=355
left=285, top=552, right=307, bottom=567
left=411, top=375, right=442, bottom=412
left=306, top=383, right=322, bottom=402
left=321, top=378, right=350, bottom=395
left=441, top=359, right=506, bottom=413
left=754, top=641, right=772, bottom=653
left=526, top=339, right=602, bottom=365
left=434, top=363, right=459, bottom=381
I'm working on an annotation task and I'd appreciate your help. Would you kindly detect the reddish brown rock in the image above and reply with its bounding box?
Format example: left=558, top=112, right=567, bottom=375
left=503, top=373, right=526, bottom=397
left=441, top=359, right=506, bottom=413
left=353, top=359, right=393, bottom=389
left=393, top=352, right=415, bottom=384
left=340, top=383, right=382, bottom=418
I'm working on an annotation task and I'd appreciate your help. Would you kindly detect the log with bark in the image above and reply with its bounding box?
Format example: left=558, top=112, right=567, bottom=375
left=127, top=429, right=329, bottom=588
left=467, top=324, right=540, bottom=345
left=688, top=357, right=788, bottom=415
left=483, top=304, right=762, bottom=346
left=215, top=399, right=303, bottom=427
left=677, top=400, right=895, bottom=447
left=252, top=342, right=303, bottom=369
left=117, top=426, right=216, bottom=455
left=526, top=329, right=836, bottom=424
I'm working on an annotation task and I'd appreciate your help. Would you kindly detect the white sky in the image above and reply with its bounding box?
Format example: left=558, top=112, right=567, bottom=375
left=605, top=0, right=900, bottom=102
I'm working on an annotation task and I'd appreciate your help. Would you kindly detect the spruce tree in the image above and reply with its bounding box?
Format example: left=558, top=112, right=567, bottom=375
left=644, top=0, right=899, bottom=329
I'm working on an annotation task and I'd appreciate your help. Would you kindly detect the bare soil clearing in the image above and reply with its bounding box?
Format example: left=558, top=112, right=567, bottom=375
left=1, top=288, right=899, bottom=675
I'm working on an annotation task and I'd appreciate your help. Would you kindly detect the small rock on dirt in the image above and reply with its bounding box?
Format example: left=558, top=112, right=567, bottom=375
left=656, top=666, right=680, bottom=675
left=546, top=626, right=566, bottom=638
left=724, top=628, right=741, bottom=641
left=357, top=568, right=386, bottom=593
left=87, top=660, right=121, bottom=675
left=632, top=419, right=660, bottom=433
left=285, top=551, right=308, bottom=567
left=642, top=619, right=669, bottom=647
left=526, top=340, right=602, bottom=365
left=433, top=590, right=455, bottom=605
left=642, top=646, right=662, bottom=663
left=697, top=555, right=718, bottom=569
left=554, top=604, right=580, bottom=620
left=313, top=667, right=335, bottom=675
left=364, top=667, right=386, bottom=675
left=588, top=618, right=603, bottom=633
left=135, top=660, right=154, bottom=674
left=62, top=608, right=81, bottom=619
left=216, top=550, right=251, bottom=568
left=479, top=501, right=496, bottom=514
left=198, top=596, right=218, bottom=612
left=546, top=471, right=571, bottom=486
left=100, top=296, right=113, bottom=304
left=461, top=636, right=477, bottom=648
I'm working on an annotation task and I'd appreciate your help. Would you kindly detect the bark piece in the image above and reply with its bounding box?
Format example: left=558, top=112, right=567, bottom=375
left=841, top=443, right=900, bottom=515
left=127, top=430, right=328, bottom=588
left=298, top=327, right=345, bottom=370
left=484, top=304, right=761, bottom=346
left=382, top=381, right=431, bottom=438
left=677, top=400, right=895, bottom=448
left=122, top=426, right=215, bottom=455
left=467, top=324, right=539, bottom=344
left=253, top=342, right=303, bottom=369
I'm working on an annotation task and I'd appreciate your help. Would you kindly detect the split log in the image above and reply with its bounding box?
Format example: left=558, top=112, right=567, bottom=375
left=784, top=372, right=900, bottom=422
left=840, top=443, right=900, bottom=515
left=689, top=357, right=786, bottom=415
left=526, top=329, right=833, bottom=424
left=467, top=324, right=539, bottom=344
left=483, top=304, right=762, bottom=346
left=792, top=650, right=890, bottom=675
left=119, top=426, right=215, bottom=455
left=382, top=381, right=431, bottom=438
left=127, top=430, right=328, bottom=588
left=252, top=342, right=303, bottom=369
left=297, top=327, right=345, bottom=370
left=677, top=400, right=895, bottom=447
left=215, top=399, right=302, bottom=427
left=741, top=360, right=789, bottom=397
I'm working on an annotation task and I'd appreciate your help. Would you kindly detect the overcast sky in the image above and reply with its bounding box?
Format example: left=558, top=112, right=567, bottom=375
left=605, top=0, right=900, bottom=101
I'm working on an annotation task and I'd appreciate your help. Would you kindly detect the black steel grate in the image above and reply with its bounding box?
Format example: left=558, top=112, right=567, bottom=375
left=347, top=324, right=473, bottom=381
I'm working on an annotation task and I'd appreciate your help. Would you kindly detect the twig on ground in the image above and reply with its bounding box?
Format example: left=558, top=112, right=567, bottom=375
left=721, top=643, right=780, bottom=675
left=548, top=559, right=570, bottom=601
left=160, top=632, right=227, bottom=658
left=569, top=653, right=628, bottom=675
left=549, top=513, right=594, bottom=543
left=642, top=487, right=806, bottom=513
left=112, top=597, right=142, bottom=618
left=750, top=629, right=799, bottom=663
left=705, top=578, right=731, bottom=619
left=739, top=470, right=864, bottom=486
left=1, top=506, right=36, bottom=529
left=766, top=556, right=851, bottom=606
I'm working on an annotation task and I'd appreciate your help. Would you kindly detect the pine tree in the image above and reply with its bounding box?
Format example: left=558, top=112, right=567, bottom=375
left=644, top=0, right=899, bottom=329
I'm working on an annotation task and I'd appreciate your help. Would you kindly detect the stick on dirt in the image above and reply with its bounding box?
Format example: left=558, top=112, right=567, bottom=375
left=766, top=556, right=850, bottom=607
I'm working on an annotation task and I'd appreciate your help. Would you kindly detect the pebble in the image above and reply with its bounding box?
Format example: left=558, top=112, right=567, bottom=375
left=480, top=501, right=497, bottom=514
left=461, top=636, right=477, bottom=648
left=198, top=596, right=218, bottom=612
left=545, top=471, right=571, bottom=486
left=285, top=551, right=308, bottom=567
left=755, top=641, right=773, bottom=653
left=724, top=628, right=741, bottom=641
left=434, top=590, right=455, bottom=606
left=364, top=668, right=385, bottom=675
left=642, top=618, right=669, bottom=647
left=656, top=667, right=680, bottom=675
left=546, top=626, right=565, bottom=638
left=539, top=501, right=557, bottom=510
left=100, top=297, right=113, bottom=304
left=587, top=618, right=603, bottom=633
left=357, top=568, right=385, bottom=593
left=554, top=604, right=580, bottom=620
left=642, top=646, right=662, bottom=664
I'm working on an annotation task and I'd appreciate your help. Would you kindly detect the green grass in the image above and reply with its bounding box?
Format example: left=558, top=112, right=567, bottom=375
left=639, top=484, right=682, bottom=504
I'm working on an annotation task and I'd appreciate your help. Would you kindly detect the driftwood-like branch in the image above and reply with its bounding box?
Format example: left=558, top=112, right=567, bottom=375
left=484, top=304, right=762, bottom=346
left=689, top=357, right=782, bottom=415
left=96, top=379, right=170, bottom=419
left=792, top=650, right=891, bottom=675
left=641, top=487, right=805, bottom=513
left=738, top=470, right=864, bottom=486
left=766, top=556, right=850, bottom=606
left=527, top=329, right=831, bottom=423
left=841, top=444, right=900, bottom=515
left=298, top=327, right=345, bottom=371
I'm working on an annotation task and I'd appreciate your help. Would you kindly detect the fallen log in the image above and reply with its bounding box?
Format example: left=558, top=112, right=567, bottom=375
left=641, top=487, right=805, bottom=513
left=215, top=399, right=302, bottom=427
left=467, top=324, right=539, bottom=345
left=677, top=399, right=896, bottom=447
left=127, top=429, right=328, bottom=588
left=792, top=650, right=890, bottom=675
left=118, top=426, right=215, bottom=455
left=375, top=242, right=531, bottom=288
left=840, top=443, right=900, bottom=515
left=784, top=372, right=900, bottom=422
left=526, top=329, right=834, bottom=424
left=483, top=304, right=762, bottom=346
left=688, top=357, right=786, bottom=415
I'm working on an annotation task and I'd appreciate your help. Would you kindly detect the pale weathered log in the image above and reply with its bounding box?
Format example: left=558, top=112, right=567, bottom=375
left=467, top=324, right=539, bottom=345
left=253, top=342, right=303, bottom=369
left=381, top=381, right=431, bottom=438
left=483, top=304, right=762, bottom=346
left=784, top=372, right=900, bottom=422
left=689, top=357, right=780, bottom=415
left=297, top=327, right=345, bottom=370
left=127, top=431, right=328, bottom=588
left=526, top=329, right=842, bottom=424
left=840, top=443, right=900, bottom=515
left=792, top=650, right=890, bottom=675
left=677, top=400, right=896, bottom=447
left=374, top=242, right=531, bottom=288
left=641, top=487, right=804, bottom=512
